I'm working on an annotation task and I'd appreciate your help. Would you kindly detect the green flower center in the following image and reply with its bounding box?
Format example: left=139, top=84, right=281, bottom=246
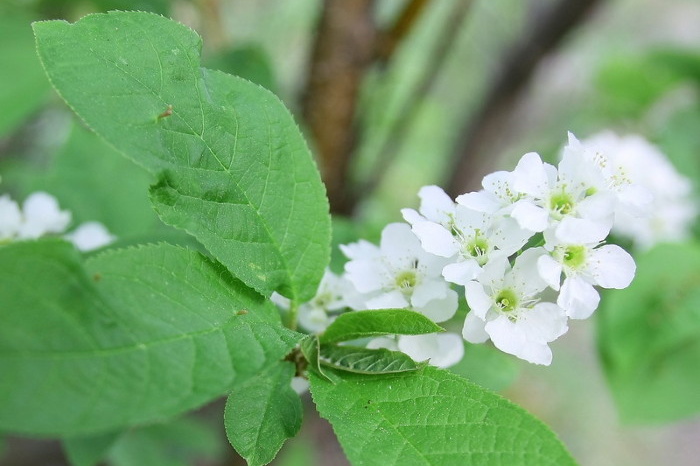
left=395, top=270, right=418, bottom=291
left=495, top=289, right=518, bottom=313
left=550, top=191, right=574, bottom=216
left=561, top=245, right=586, bottom=269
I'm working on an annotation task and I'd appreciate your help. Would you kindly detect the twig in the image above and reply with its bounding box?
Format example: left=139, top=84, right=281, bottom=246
left=375, top=0, right=431, bottom=65
left=444, top=0, right=606, bottom=197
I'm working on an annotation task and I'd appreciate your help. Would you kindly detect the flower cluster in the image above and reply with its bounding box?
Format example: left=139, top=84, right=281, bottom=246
left=0, top=185, right=115, bottom=251
left=279, top=131, right=695, bottom=367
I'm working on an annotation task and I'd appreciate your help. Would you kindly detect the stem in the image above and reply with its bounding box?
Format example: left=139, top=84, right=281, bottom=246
left=287, top=299, right=300, bottom=331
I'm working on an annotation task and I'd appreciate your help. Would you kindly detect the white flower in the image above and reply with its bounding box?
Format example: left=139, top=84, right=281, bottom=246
left=366, top=333, right=464, bottom=368
left=509, top=145, right=615, bottom=236
left=342, top=223, right=458, bottom=322
left=0, top=194, right=22, bottom=240
left=406, top=202, right=532, bottom=286
left=581, top=131, right=697, bottom=249
left=462, top=249, right=568, bottom=365
left=16, top=192, right=72, bottom=239
left=65, top=221, right=116, bottom=251
left=537, top=217, right=636, bottom=319
left=400, top=185, right=456, bottom=227
left=271, top=269, right=361, bottom=333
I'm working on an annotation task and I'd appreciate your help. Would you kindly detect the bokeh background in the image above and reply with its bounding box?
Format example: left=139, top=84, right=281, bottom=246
left=1, top=0, right=699, bottom=465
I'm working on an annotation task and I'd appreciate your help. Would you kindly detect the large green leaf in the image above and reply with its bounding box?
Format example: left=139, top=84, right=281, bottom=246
left=0, top=240, right=302, bottom=436
left=310, top=367, right=576, bottom=466
left=33, top=12, right=330, bottom=302
left=319, top=309, right=444, bottom=344
left=598, top=243, right=700, bottom=423
left=0, top=13, right=50, bottom=137
left=224, top=361, right=302, bottom=466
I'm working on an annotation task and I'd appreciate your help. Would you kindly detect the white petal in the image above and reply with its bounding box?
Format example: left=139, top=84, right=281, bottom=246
left=344, top=259, right=385, bottom=293
left=411, top=221, right=458, bottom=257
left=66, top=222, right=115, bottom=251
left=381, top=223, right=423, bottom=264
left=512, top=152, right=549, bottom=197
left=558, top=276, right=600, bottom=319
left=442, top=260, right=481, bottom=285
left=537, top=254, right=562, bottom=291
left=511, top=201, right=548, bottom=232
left=416, top=289, right=458, bottom=322
left=366, top=336, right=398, bottom=351
left=517, top=302, right=568, bottom=342
left=398, top=333, right=464, bottom=368
left=417, top=185, right=455, bottom=223
left=340, top=239, right=378, bottom=260
left=485, top=316, right=553, bottom=365
left=19, top=192, right=71, bottom=238
left=465, top=281, right=492, bottom=318
left=0, top=195, right=22, bottom=239
left=401, top=208, right=424, bottom=225
left=366, top=290, right=409, bottom=310
left=589, top=245, right=636, bottom=289
left=411, top=278, right=447, bottom=307
left=554, top=217, right=610, bottom=244
left=462, top=311, right=489, bottom=343
left=456, top=191, right=501, bottom=213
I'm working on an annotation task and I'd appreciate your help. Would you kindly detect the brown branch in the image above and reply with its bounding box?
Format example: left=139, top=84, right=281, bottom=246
left=375, top=0, right=431, bottom=65
left=361, top=0, right=474, bottom=199
left=445, top=0, right=606, bottom=198
left=301, top=0, right=377, bottom=215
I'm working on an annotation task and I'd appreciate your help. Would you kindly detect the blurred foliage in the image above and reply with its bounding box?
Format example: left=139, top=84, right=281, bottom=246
left=204, top=45, right=278, bottom=94
left=598, top=243, right=700, bottom=424
left=64, top=416, right=224, bottom=466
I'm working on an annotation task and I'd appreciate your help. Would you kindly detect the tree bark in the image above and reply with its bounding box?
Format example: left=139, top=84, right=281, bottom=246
left=301, top=0, right=377, bottom=215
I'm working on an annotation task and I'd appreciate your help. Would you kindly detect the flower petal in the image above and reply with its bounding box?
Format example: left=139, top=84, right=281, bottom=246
left=462, top=311, right=489, bottom=343
left=557, top=276, right=600, bottom=319
left=589, top=244, right=636, bottom=289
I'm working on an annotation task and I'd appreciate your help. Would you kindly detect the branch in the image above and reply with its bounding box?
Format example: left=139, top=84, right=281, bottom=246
left=301, top=0, right=377, bottom=215
left=375, top=0, right=431, bottom=65
left=444, top=0, right=606, bottom=197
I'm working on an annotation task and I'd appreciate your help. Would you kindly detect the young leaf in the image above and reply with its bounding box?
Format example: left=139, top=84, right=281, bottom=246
left=319, top=344, right=426, bottom=374
left=224, top=361, right=302, bottom=466
left=299, top=336, right=330, bottom=382
left=598, top=243, right=700, bottom=423
left=0, top=240, right=302, bottom=436
left=310, top=367, right=577, bottom=466
left=319, top=309, right=444, bottom=344
left=33, top=12, right=330, bottom=302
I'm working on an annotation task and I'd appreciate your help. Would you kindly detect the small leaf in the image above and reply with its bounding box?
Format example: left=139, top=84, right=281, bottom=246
left=319, top=344, right=425, bottom=374
left=0, top=240, right=302, bottom=436
left=310, top=367, right=577, bottom=466
left=224, top=361, right=302, bottom=466
left=299, top=336, right=330, bottom=382
left=33, top=12, right=331, bottom=302
left=598, top=243, right=700, bottom=423
left=319, top=309, right=444, bottom=344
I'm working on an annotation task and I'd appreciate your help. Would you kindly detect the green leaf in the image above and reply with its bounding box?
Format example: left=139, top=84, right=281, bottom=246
left=33, top=11, right=330, bottom=302
left=319, top=344, right=426, bottom=374
left=598, top=243, right=700, bottom=424
left=224, top=361, right=302, bottom=466
left=449, top=342, right=520, bottom=391
left=319, top=309, right=444, bottom=344
left=310, top=367, right=577, bottom=466
left=0, top=13, right=50, bottom=137
left=299, top=336, right=330, bottom=382
left=0, top=240, right=302, bottom=436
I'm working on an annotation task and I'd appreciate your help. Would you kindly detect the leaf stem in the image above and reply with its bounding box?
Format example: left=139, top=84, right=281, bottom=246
left=287, top=299, right=300, bottom=331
